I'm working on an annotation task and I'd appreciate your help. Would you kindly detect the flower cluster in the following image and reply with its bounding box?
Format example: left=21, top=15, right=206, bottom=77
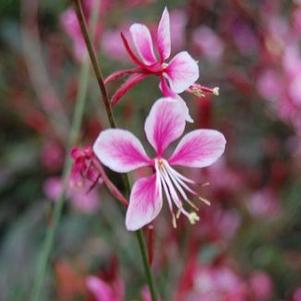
left=92, top=8, right=226, bottom=231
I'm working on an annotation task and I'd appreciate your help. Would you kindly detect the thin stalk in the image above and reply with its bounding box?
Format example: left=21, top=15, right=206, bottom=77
left=30, top=3, right=100, bottom=301
left=73, top=0, right=117, bottom=129
left=73, top=1, right=158, bottom=300
left=136, top=230, right=158, bottom=301
left=30, top=60, right=88, bottom=301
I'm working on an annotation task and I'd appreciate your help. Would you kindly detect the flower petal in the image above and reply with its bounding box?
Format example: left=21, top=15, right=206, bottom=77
left=145, top=97, right=186, bottom=155
left=130, top=24, right=157, bottom=66
left=126, top=175, right=162, bottom=231
left=168, top=129, right=226, bottom=168
left=157, top=7, right=171, bottom=61
left=159, top=77, right=193, bottom=123
left=93, top=129, right=150, bottom=173
left=159, top=79, right=193, bottom=122
left=175, top=95, right=194, bottom=123
left=165, top=51, right=199, bottom=93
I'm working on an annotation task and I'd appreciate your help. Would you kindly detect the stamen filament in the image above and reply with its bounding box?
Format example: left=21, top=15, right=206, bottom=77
left=156, top=161, right=177, bottom=227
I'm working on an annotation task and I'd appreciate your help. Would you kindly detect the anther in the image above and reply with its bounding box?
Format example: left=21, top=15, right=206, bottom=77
left=172, top=215, right=177, bottom=228
left=188, top=212, right=200, bottom=224
left=161, top=63, right=168, bottom=69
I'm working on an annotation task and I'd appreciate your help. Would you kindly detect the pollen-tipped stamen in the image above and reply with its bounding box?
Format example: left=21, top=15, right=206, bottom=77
left=156, top=159, right=201, bottom=225
left=187, top=83, right=220, bottom=97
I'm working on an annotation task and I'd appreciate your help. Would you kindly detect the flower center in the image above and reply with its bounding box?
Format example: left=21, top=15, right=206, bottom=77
left=161, top=62, right=168, bottom=70
left=155, top=158, right=210, bottom=228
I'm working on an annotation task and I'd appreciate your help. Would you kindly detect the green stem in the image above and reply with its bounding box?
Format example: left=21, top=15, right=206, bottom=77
left=73, top=1, right=158, bottom=300
left=73, top=0, right=116, bottom=129
left=136, top=230, right=158, bottom=301
left=30, top=63, right=88, bottom=301
left=30, top=3, right=100, bottom=301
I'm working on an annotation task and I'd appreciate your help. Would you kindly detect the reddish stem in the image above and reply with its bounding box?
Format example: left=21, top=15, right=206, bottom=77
left=93, top=158, right=128, bottom=206
left=104, top=68, right=141, bottom=85
left=111, top=73, right=148, bottom=106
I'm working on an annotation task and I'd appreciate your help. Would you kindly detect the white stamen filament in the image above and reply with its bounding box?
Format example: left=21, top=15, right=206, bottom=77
left=155, top=158, right=209, bottom=227
left=155, top=160, right=177, bottom=227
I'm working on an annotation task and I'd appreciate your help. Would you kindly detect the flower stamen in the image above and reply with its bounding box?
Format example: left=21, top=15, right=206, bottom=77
left=156, top=158, right=204, bottom=226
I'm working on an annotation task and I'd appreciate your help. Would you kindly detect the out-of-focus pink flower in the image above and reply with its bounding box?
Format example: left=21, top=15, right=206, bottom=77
left=256, top=69, right=284, bottom=101
left=282, top=45, right=301, bottom=76
left=86, top=275, right=124, bottom=301
left=206, top=159, right=243, bottom=193
left=61, top=7, right=86, bottom=61
left=293, top=287, right=301, bottom=301
left=41, top=140, right=64, bottom=172
left=93, top=98, right=226, bottom=230
left=60, top=0, right=105, bottom=61
left=141, top=286, right=162, bottom=301
left=169, top=9, right=187, bottom=51
left=106, top=8, right=199, bottom=121
left=293, top=7, right=301, bottom=34
left=249, top=271, right=273, bottom=301
left=43, top=146, right=103, bottom=213
left=232, top=22, right=258, bottom=55
left=43, top=177, right=62, bottom=201
left=190, top=265, right=248, bottom=301
left=43, top=176, right=100, bottom=213
left=248, top=188, right=280, bottom=218
left=102, top=28, right=129, bottom=62
left=70, top=146, right=102, bottom=187
left=199, top=207, right=241, bottom=242
left=193, top=26, right=224, bottom=62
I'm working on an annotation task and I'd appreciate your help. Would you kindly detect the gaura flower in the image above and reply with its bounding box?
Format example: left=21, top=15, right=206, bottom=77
left=105, top=7, right=199, bottom=120
left=87, top=275, right=124, bottom=301
left=93, top=98, right=226, bottom=231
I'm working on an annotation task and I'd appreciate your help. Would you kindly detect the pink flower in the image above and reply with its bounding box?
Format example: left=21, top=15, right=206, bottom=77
left=70, top=146, right=102, bottom=187
left=106, top=8, right=199, bottom=121
left=93, top=98, right=226, bottom=230
left=86, top=275, right=124, bottom=301
left=249, top=272, right=273, bottom=301
left=191, top=265, right=248, bottom=301
left=60, top=0, right=105, bottom=62
left=60, top=7, right=87, bottom=61
left=102, top=28, right=130, bottom=62
left=248, top=188, right=280, bottom=218
left=43, top=176, right=100, bottom=214
left=192, top=26, right=224, bottom=62
left=293, top=287, right=301, bottom=301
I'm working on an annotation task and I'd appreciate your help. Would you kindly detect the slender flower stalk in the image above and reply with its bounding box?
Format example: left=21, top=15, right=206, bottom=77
left=72, top=0, right=158, bottom=300
left=73, top=0, right=116, bottom=129
left=30, top=3, right=100, bottom=301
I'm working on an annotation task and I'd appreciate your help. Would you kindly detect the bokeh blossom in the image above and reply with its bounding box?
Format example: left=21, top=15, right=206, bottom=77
left=86, top=275, right=124, bottom=301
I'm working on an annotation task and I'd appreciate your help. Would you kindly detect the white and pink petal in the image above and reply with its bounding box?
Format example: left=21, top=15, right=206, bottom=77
left=157, top=7, right=171, bottom=61
left=165, top=51, right=199, bottom=93
left=93, top=129, right=150, bottom=173
left=168, top=129, right=226, bottom=168
left=126, top=175, right=162, bottom=231
left=175, top=95, right=194, bottom=123
left=144, top=97, right=186, bottom=156
left=130, top=23, right=157, bottom=66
